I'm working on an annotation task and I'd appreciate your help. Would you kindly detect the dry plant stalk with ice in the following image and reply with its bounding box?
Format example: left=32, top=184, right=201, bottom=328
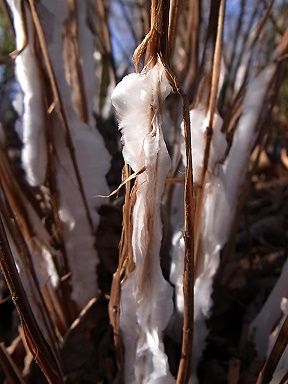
left=0, top=0, right=287, bottom=383
left=112, top=60, right=175, bottom=384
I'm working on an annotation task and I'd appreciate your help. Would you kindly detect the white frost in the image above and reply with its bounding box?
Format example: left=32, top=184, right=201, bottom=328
left=268, top=298, right=288, bottom=384
left=170, top=64, right=276, bottom=378
left=250, top=258, right=288, bottom=358
left=37, top=1, right=110, bottom=308
left=181, top=107, right=226, bottom=183
left=112, top=62, right=175, bottom=383
left=8, top=0, right=47, bottom=186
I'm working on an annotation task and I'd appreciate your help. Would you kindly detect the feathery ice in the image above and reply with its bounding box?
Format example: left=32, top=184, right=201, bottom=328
left=112, top=61, right=175, bottom=384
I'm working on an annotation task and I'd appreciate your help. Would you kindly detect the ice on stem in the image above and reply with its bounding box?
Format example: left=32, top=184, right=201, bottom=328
left=112, top=61, right=175, bottom=383
left=251, top=258, right=288, bottom=358
left=8, top=0, right=47, bottom=187
left=170, top=64, right=276, bottom=378
left=8, top=0, right=110, bottom=308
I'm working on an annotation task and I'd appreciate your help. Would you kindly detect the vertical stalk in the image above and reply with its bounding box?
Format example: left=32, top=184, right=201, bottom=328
left=194, top=0, right=226, bottom=275
left=168, top=0, right=181, bottom=57
left=256, top=314, right=288, bottom=384
left=176, top=96, right=195, bottom=383
left=27, top=0, right=94, bottom=232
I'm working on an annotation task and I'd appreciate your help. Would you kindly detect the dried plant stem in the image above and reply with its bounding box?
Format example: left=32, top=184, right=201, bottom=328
left=228, top=0, right=246, bottom=72
left=248, top=0, right=275, bottom=50
left=168, top=0, right=181, bottom=56
left=0, top=195, right=60, bottom=349
left=194, top=0, right=226, bottom=274
left=109, top=165, right=135, bottom=382
left=46, top=128, right=77, bottom=326
left=229, top=0, right=261, bottom=90
left=176, top=96, right=195, bottom=384
left=207, top=0, right=226, bottom=124
left=133, top=0, right=170, bottom=70
left=133, top=1, right=196, bottom=379
left=27, top=0, right=94, bottom=232
left=279, top=371, right=288, bottom=384
left=183, top=0, right=200, bottom=94
left=63, top=0, right=89, bottom=123
left=0, top=217, right=64, bottom=383
left=256, top=314, right=288, bottom=384
left=0, top=343, right=26, bottom=384
left=95, top=0, right=117, bottom=85
left=227, top=358, right=241, bottom=384
left=0, top=141, right=72, bottom=331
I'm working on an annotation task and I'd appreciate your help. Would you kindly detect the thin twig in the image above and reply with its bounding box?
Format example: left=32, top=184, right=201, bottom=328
left=0, top=217, right=64, bottom=383
left=168, top=0, right=181, bottom=57
left=176, top=95, right=195, bottom=384
left=256, top=314, right=288, bottom=384
left=194, top=0, right=226, bottom=273
left=27, top=0, right=94, bottom=232
left=0, top=343, right=26, bottom=384
left=108, top=164, right=135, bottom=383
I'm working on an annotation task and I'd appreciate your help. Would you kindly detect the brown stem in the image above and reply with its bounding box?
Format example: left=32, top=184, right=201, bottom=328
left=63, top=0, right=89, bottom=123
left=176, top=96, right=195, bottom=384
left=0, top=217, right=64, bottom=383
left=133, top=0, right=171, bottom=71
left=0, top=343, right=26, bottom=384
left=256, top=314, right=288, bottom=384
left=183, top=0, right=200, bottom=93
left=207, top=0, right=226, bottom=124
left=168, top=0, right=181, bottom=57
left=27, top=0, right=94, bottom=233
left=108, top=165, right=134, bottom=384
left=194, top=0, right=226, bottom=275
